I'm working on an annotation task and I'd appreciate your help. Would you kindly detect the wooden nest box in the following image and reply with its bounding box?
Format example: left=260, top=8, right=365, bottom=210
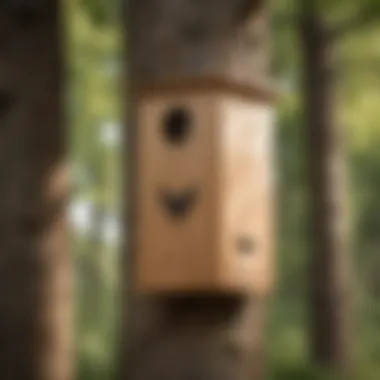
left=133, top=76, right=276, bottom=295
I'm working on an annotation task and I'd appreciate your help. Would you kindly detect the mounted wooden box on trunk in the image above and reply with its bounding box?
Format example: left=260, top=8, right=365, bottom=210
left=134, top=76, right=276, bottom=295
left=122, top=2, right=275, bottom=379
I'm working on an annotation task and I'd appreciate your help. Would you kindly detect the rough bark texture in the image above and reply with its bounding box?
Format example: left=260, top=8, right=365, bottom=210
left=120, top=1, right=271, bottom=380
left=0, top=2, right=71, bottom=380
left=300, top=5, right=352, bottom=376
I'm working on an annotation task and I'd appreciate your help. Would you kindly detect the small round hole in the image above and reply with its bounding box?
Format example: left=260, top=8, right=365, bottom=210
left=159, top=188, right=197, bottom=219
left=162, top=107, right=192, bottom=145
left=236, top=236, right=255, bottom=255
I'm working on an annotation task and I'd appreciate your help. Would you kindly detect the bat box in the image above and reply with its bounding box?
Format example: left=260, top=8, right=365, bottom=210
left=133, top=76, right=276, bottom=295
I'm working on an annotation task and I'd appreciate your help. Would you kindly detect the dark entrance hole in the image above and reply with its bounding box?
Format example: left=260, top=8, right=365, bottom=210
left=162, top=107, right=192, bottom=145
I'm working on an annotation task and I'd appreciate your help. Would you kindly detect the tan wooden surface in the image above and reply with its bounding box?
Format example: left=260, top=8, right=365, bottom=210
left=135, top=92, right=274, bottom=295
left=135, top=93, right=219, bottom=291
left=217, top=95, right=275, bottom=294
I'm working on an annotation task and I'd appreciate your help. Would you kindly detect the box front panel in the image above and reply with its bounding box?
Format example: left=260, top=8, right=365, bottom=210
left=218, top=96, right=275, bottom=293
left=135, top=94, right=218, bottom=292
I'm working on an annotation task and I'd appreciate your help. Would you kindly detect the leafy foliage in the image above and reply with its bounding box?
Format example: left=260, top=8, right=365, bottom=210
left=79, top=0, right=121, bottom=26
left=66, top=0, right=121, bottom=379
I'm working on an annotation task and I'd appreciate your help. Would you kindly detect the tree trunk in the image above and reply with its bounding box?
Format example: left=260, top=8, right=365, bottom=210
left=299, top=5, right=352, bottom=376
left=0, top=2, right=71, bottom=380
left=120, top=1, right=271, bottom=380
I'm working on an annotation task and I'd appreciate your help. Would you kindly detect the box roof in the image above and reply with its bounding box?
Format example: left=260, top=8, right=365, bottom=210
left=136, top=75, right=277, bottom=104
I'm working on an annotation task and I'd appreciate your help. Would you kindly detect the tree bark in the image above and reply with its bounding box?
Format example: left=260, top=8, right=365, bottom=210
left=299, top=5, right=352, bottom=376
left=120, top=1, right=271, bottom=380
left=0, top=2, right=71, bottom=380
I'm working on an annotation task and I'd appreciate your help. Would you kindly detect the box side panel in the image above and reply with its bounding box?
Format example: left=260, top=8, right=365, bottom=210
left=218, top=95, right=275, bottom=294
left=135, top=93, right=219, bottom=293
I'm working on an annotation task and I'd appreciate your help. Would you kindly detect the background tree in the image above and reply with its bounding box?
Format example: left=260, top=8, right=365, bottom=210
left=271, top=0, right=380, bottom=378
left=0, top=1, right=71, bottom=379
left=299, top=1, right=380, bottom=376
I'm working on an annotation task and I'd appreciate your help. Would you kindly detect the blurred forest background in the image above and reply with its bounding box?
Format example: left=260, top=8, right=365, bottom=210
left=67, top=0, right=121, bottom=378
left=67, top=0, right=380, bottom=379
